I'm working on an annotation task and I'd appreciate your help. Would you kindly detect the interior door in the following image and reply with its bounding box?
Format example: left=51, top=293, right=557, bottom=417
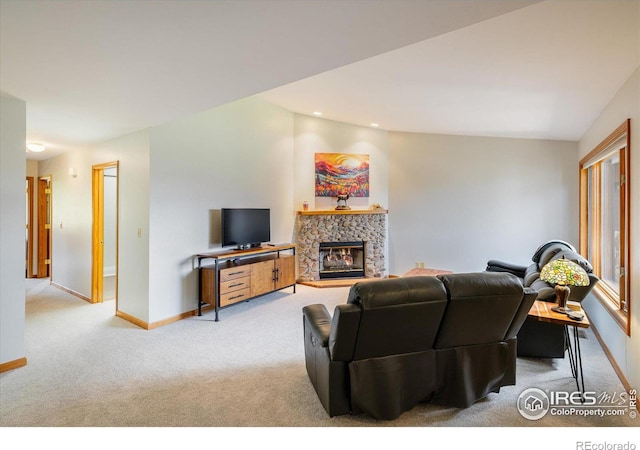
left=37, top=176, right=51, bottom=278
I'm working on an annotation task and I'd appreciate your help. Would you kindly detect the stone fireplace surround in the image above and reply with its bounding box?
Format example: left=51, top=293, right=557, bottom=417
left=296, top=210, right=388, bottom=282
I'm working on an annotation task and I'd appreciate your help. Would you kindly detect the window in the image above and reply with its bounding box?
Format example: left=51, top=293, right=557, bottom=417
left=579, top=119, right=630, bottom=335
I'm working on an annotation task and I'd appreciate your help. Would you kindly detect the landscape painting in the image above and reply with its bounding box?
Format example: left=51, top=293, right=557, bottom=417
left=315, top=153, right=370, bottom=197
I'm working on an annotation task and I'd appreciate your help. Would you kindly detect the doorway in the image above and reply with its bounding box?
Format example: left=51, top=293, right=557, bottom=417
left=92, top=161, right=119, bottom=304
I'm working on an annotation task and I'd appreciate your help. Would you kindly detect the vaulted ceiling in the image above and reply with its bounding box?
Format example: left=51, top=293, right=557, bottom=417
left=1, top=0, right=638, bottom=161
left=261, top=0, right=639, bottom=141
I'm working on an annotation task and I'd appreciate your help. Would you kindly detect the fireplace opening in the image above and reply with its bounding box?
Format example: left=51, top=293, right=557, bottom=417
left=319, top=241, right=365, bottom=279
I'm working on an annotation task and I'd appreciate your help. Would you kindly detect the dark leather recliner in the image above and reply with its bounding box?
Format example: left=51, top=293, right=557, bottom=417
left=486, top=240, right=599, bottom=358
left=302, top=272, right=537, bottom=420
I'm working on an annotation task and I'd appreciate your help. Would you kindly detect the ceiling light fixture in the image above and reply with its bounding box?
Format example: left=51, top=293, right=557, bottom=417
left=370, top=123, right=379, bottom=128
left=26, top=143, right=46, bottom=153
left=313, top=111, right=322, bottom=116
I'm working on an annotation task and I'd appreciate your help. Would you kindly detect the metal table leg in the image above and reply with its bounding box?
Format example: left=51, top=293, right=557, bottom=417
left=564, top=325, right=585, bottom=396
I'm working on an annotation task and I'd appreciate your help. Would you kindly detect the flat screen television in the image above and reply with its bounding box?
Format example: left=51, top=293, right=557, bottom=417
left=221, top=208, right=271, bottom=249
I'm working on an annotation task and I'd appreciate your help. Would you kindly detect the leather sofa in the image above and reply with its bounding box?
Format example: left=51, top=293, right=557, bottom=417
left=302, top=272, right=537, bottom=420
left=486, top=240, right=598, bottom=358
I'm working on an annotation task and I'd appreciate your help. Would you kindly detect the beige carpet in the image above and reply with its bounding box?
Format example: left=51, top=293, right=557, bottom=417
left=1, top=278, right=636, bottom=445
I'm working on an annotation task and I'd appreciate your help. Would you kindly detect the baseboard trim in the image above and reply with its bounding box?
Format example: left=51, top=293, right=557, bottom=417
left=115, top=304, right=215, bottom=330
left=51, top=281, right=91, bottom=303
left=149, top=305, right=215, bottom=329
left=0, top=357, right=27, bottom=373
left=588, top=317, right=634, bottom=392
left=116, top=310, right=149, bottom=330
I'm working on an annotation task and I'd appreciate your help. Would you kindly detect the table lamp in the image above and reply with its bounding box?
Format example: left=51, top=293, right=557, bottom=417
left=540, top=257, right=590, bottom=314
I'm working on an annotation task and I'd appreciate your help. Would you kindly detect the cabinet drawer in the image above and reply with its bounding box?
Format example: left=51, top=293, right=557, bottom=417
left=220, top=287, right=251, bottom=307
left=220, top=277, right=250, bottom=294
left=220, top=266, right=251, bottom=282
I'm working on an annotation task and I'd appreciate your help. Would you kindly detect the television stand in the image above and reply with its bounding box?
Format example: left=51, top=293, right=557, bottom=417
left=195, top=244, right=296, bottom=321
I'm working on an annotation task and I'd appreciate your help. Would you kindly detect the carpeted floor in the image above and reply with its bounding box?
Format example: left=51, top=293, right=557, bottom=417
left=1, top=278, right=636, bottom=444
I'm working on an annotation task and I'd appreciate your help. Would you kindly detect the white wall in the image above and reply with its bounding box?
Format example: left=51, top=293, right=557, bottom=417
left=388, top=132, right=578, bottom=275
left=293, top=114, right=390, bottom=275
left=44, top=99, right=387, bottom=324
left=0, top=92, right=26, bottom=366
left=147, top=96, right=294, bottom=323
left=38, top=130, right=151, bottom=320
left=293, top=114, right=389, bottom=212
left=578, top=67, right=640, bottom=390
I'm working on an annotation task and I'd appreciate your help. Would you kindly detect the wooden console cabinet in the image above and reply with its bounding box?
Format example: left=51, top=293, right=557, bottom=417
left=196, top=244, right=296, bottom=321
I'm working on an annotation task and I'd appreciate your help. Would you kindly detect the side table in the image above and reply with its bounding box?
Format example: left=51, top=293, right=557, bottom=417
left=402, top=267, right=454, bottom=277
left=527, top=300, right=590, bottom=395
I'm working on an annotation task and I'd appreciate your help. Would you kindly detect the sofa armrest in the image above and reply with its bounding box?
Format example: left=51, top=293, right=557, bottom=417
left=486, top=260, right=528, bottom=278
left=302, top=303, right=352, bottom=417
left=567, top=273, right=600, bottom=303
left=302, top=304, right=332, bottom=347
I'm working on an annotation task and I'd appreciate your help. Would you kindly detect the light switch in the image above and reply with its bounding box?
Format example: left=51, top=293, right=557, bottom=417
left=137, top=227, right=142, bottom=238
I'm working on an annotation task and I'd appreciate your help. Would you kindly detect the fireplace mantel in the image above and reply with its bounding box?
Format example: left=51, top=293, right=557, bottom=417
left=297, top=209, right=388, bottom=216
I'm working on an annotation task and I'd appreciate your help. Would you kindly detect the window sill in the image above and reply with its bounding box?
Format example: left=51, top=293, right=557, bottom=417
left=591, top=284, right=630, bottom=336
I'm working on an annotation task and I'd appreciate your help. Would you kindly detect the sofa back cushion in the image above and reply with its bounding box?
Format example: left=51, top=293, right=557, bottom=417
left=346, top=277, right=448, bottom=360
left=552, top=250, right=594, bottom=273
left=537, top=244, right=570, bottom=270
left=532, top=240, right=575, bottom=263
left=434, top=272, right=524, bottom=349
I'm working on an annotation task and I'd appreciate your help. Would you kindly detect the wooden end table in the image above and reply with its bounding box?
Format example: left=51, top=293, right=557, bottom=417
left=528, top=300, right=590, bottom=395
left=402, top=267, right=454, bottom=277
